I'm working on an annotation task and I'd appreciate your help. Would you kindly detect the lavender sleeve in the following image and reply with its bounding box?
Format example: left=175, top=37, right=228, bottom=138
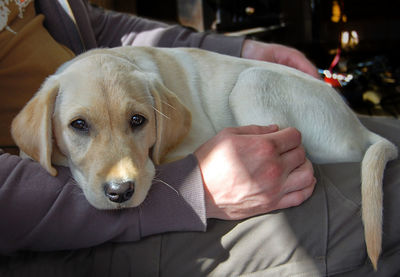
left=0, top=151, right=206, bottom=253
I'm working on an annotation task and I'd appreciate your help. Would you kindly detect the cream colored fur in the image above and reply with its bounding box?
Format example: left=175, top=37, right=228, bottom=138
left=11, top=46, right=397, bottom=270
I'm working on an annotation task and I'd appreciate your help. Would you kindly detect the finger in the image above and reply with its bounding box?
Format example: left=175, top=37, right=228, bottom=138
left=277, top=161, right=316, bottom=210
left=276, top=180, right=316, bottom=210
left=276, top=46, right=320, bottom=79
left=228, top=124, right=279, bottom=136
left=286, top=55, right=320, bottom=79
left=282, top=159, right=315, bottom=194
left=265, top=127, right=302, bottom=154
left=295, top=62, right=320, bottom=79
left=301, top=62, right=320, bottom=79
left=280, top=146, right=307, bottom=175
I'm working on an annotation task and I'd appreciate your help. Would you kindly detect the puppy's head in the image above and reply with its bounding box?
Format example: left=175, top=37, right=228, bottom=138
left=11, top=51, right=191, bottom=209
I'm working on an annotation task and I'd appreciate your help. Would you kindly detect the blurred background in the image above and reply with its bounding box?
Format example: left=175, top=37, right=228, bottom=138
left=94, top=0, right=400, bottom=117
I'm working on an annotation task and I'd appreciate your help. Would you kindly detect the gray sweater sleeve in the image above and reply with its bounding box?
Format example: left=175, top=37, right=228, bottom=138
left=156, top=26, right=245, bottom=57
left=0, top=152, right=206, bottom=253
left=81, top=1, right=245, bottom=56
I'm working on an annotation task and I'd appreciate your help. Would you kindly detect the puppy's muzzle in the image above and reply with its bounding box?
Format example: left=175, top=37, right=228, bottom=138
left=103, top=181, right=135, bottom=203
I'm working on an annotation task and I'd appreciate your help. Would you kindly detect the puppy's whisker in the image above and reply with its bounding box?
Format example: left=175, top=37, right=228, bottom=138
left=153, top=178, right=179, bottom=196
left=152, top=106, right=170, bottom=120
left=160, top=100, right=177, bottom=111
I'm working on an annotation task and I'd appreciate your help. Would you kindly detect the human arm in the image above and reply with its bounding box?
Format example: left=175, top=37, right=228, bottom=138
left=71, top=1, right=317, bottom=76
left=0, top=151, right=206, bottom=253
left=82, top=2, right=317, bottom=77
left=82, top=1, right=244, bottom=57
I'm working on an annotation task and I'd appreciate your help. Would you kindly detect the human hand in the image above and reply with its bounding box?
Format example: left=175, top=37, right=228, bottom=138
left=241, top=40, right=320, bottom=79
left=194, top=125, right=316, bottom=220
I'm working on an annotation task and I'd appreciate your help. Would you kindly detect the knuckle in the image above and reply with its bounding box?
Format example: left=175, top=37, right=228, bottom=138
left=258, top=139, right=279, bottom=156
left=264, top=162, right=283, bottom=179
left=287, top=127, right=302, bottom=143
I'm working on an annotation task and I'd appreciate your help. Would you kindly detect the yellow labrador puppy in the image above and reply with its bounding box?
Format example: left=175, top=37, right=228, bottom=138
left=12, top=46, right=397, bottom=269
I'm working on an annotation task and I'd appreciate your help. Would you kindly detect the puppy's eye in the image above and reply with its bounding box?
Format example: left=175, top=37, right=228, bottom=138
left=130, top=114, right=146, bottom=129
left=70, top=119, right=89, bottom=132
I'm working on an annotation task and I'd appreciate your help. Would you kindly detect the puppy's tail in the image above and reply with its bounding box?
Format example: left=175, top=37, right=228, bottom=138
left=361, top=136, right=397, bottom=270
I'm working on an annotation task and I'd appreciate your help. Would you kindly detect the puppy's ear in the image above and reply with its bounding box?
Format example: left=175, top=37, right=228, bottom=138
left=149, top=81, right=191, bottom=164
left=11, top=76, right=59, bottom=176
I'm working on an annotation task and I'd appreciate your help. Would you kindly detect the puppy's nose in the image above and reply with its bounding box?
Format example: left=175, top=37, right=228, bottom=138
left=104, top=181, right=135, bottom=203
